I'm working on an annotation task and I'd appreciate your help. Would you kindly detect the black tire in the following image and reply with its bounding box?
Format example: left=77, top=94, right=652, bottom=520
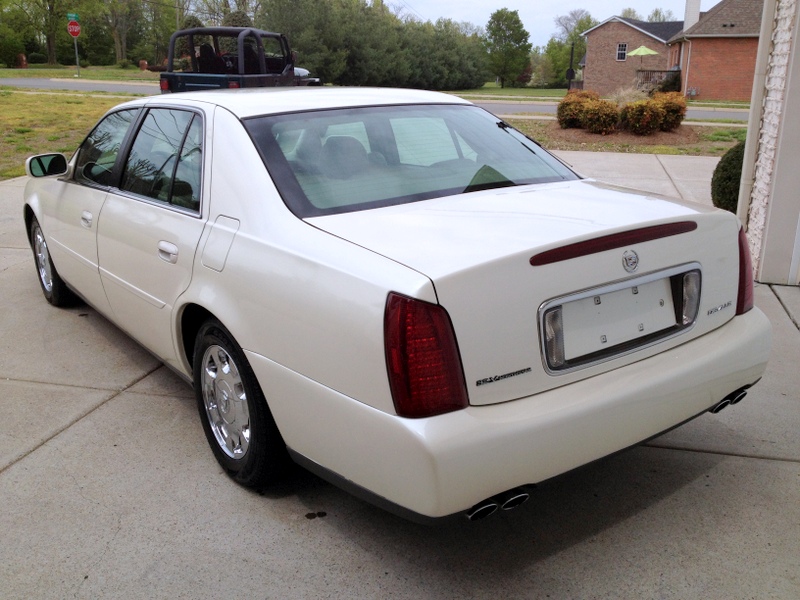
left=193, top=319, right=290, bottom=488
left=29, top=217, right=78, bottom=307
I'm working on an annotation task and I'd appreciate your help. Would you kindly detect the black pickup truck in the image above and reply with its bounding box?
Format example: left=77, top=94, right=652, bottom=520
left=160, top=26, right=320, bottom=93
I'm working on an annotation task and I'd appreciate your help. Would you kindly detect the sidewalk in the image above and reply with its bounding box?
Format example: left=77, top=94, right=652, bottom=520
left=0, top=160, right=798, bottom=598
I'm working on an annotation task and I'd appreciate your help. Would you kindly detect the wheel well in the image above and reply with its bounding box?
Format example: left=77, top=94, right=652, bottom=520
left=23, top=206, right=35, bottom=244
left=180, top=304, right=216, bottom=368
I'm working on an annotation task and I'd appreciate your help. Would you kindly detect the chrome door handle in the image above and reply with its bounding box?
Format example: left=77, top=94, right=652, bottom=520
left=157, top=241, right=179, bottom=264
left=80, top=211, right=92, bottom=228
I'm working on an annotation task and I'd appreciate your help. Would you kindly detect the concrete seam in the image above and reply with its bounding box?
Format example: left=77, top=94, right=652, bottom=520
left=644, top=442, right=800, bottom=464
left=0, top=364, right=163, bottom=477
left=768, top=284, right=800, bottom=330
left=654, top=154, right=683, bottom=199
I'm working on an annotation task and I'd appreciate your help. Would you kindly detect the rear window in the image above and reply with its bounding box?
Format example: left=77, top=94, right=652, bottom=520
left=245, top=104, right=578, bottom=217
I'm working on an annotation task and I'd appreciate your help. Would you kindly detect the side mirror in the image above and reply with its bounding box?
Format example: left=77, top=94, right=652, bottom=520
left=26, top=153, right=68, bottom=178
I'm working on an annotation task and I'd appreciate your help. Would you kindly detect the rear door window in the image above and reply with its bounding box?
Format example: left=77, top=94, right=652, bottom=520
left=120, top=108, right=203, bottom=212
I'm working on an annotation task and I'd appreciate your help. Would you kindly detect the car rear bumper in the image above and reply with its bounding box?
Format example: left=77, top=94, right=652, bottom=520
left=248, top=307, right=771, bottom=520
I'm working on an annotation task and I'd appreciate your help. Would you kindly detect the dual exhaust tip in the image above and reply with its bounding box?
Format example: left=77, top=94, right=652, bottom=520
left=709, top=386, right=749, bottom=414
left=467, top=386, right=752, bottom=521
left=465, top=487, right=531, bottom=521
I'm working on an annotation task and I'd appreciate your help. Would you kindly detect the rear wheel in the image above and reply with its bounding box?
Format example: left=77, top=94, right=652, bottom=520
left=193, top=320, right=289, bottom=488
left=29, top=217, right=77, bottom=307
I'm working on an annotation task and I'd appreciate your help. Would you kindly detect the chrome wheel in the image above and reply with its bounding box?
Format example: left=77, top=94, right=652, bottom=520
left=32, top=224, right=53, bottom=293
left=200, top=344, right=251, bottom=459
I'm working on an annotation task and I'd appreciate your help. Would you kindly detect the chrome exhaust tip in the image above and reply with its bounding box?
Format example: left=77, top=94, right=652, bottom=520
left=709, top=387, right=749, bottom=413
left=498, top=488, right=530, bottom=511
left=465, top=500, right=499, bottom=521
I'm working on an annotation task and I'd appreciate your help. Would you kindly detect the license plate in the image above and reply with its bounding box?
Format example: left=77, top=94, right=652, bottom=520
left=561, top=278, right=676, bottom=360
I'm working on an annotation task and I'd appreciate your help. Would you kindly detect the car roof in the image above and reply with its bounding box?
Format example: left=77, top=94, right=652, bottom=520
left=132, top=87, right=472, bottom=119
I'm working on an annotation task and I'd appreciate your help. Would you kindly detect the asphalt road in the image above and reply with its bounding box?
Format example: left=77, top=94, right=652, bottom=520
left=0, top=77, right=750, bottom=121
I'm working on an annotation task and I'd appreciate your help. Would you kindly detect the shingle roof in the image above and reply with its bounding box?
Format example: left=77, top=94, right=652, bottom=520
left=618, top=18, right=685, bottom=42
left=581, top=16, right=684, bottom=43
left=670, top=0, right=764, bottom=41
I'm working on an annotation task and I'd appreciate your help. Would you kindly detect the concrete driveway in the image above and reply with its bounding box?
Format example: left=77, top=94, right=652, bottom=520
left=1, top=161, right=798, bottom=599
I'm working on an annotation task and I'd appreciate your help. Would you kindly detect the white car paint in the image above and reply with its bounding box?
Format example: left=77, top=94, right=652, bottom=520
left=23, top=88, right=771, bottom=521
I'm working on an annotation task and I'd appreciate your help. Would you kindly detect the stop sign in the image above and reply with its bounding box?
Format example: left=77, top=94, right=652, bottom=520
left=67, top=20, right=81, bottom=38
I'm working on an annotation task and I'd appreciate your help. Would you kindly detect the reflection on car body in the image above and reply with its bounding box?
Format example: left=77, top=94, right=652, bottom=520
left=23, top=88, right=771, bottom=522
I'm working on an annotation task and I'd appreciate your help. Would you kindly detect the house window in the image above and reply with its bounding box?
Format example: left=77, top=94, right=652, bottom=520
left=617, top=43, right=627, bottom=61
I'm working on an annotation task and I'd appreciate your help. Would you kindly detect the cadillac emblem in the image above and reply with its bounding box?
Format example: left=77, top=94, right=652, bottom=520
left=622, top=250, right=639, bottom=273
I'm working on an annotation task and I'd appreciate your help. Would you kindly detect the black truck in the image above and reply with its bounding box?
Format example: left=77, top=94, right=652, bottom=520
left=160, top=26, right=320, bottom=94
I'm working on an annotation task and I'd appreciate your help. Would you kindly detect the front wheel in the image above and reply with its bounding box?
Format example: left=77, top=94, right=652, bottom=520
left=193, top=320, right=289, bottom=488
left=29, top=217, right=77, bottom=307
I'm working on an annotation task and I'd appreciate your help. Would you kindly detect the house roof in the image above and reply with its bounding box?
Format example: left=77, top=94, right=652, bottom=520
left=669, top=0, right=764, bottom=42
left=582, top=16, right=684, bottom=43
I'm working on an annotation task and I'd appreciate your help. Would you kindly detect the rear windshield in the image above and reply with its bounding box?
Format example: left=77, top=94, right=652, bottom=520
left=244, top=104, right=578, bottom=217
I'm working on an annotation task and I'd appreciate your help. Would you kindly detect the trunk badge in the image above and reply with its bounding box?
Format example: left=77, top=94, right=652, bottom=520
left=622, top=250, right=639, bottom=273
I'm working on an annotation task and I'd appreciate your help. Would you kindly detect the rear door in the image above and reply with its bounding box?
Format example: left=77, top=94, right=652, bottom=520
left=96, top=106, right=207, bottom=364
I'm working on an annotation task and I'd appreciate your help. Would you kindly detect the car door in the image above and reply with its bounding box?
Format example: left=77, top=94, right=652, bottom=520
left=96, top=107, right=207, bottom=364
left=41, top=109, right=139, bottom=315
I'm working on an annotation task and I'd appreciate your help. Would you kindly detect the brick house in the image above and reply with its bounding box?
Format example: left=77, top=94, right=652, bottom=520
left=581, top=17, right=684, bottom=96
left=667, top=0, right=764, bottom=101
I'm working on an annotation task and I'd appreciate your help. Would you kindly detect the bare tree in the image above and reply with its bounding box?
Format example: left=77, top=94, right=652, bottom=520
left=620, top=8, right=643, bottom=20
left=648, top=8, right=676, bottom=22
left=554, top=9, right=590, bottom=40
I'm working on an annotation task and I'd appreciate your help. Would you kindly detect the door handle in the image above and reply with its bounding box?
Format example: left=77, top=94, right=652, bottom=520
left=157, top=241, right=179, bottom=264
left=80, top=211, right=92, bottom=228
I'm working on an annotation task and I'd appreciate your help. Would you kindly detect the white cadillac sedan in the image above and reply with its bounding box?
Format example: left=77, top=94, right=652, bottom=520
left=24, top=88, right=771, bottom=521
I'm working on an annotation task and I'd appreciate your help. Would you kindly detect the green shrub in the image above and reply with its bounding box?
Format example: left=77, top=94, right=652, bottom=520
left=556, top=90, right=600, bottom=129
left=0, top=26, right=25, bottom=68
left=28, top=52, right=46, bottom=64
left=580, top=99, right=619, bottom=135
left=711, top=141, right=745, bottom=213
left=117, top=59, right=132, bottom=69
left=620, top=100, right=665, bottom=135
left=653, top=92, right=687, bottom=132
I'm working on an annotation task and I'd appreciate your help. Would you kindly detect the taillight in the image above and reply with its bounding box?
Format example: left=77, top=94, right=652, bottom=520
left=736, top=227, right=754, bottom=315
left=229, top=81, right=240, bottom=89
left=159, top=79, right=170, bottom=92
left=384, top=293, right=468, bottom=418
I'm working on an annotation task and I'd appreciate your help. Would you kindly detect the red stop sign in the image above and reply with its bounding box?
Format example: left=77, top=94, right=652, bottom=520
left=67, top=20, right=81, bottom=38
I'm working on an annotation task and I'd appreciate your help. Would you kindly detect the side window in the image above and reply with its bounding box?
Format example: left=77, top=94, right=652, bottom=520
left=75, top=109, right=138, bottom=187
left=172, top=116, right=203, bottom=211
left=120, top=108, right=202, bottom=212
left=617, top=43, right=628, bottom=61
left=391, top=117, right=459, bottom=166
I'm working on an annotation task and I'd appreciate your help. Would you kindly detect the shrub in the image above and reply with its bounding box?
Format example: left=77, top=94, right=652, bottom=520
left=607, top=86, right=649, bottom=109
left=659, top=71, right=682, bottom=93
left=620, top=100, right=665, bottom=135
left=580, top=99, right=619, bottom=135
left=556, top=89, right=600, bottom=129
left=28, top=52, right=46, bottom=64
left=711, top=141, right=745, bottom=213
left=117, top=59, right=132, bottom=69
left=653, top=92, right=687, bottom=132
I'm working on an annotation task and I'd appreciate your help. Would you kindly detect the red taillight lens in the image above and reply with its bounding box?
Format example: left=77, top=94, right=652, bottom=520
left=736, top=227, right=754, bottom=315
left=229, top=81, right=240, bottom=89
left=384, top=293, right=468, bottom=418
left=159, top=79, right=170, bottom=92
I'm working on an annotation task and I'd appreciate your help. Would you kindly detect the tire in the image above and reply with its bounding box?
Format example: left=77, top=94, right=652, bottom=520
left=29, top=217, right=78, bottom=307
left=193, top=319, right=290, bottom=488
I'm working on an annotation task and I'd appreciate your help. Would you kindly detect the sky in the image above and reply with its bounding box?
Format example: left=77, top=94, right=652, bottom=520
left=388, top=0, right=723, bottom=48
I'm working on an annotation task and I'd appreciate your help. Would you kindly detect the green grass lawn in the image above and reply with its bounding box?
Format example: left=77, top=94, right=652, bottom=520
left=0, top=65, right=161, bottom=81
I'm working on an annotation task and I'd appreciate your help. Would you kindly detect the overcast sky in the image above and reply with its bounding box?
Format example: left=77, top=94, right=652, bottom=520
left=389, top=0, right=722, bottom=47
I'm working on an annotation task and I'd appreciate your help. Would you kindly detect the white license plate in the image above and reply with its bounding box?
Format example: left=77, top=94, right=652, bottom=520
left=561, top=278, right=676, bottom=360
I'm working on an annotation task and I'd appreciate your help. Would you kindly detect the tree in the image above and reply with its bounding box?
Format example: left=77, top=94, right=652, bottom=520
left=554, top=9, right=590, bottom=40
left=648, top=8, right=676, bottom=22
left=544, top=10, right=597, bottom=87
left=485, top=8, right=531, bottom=88
left=620, top=8, right=643, bottom=20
